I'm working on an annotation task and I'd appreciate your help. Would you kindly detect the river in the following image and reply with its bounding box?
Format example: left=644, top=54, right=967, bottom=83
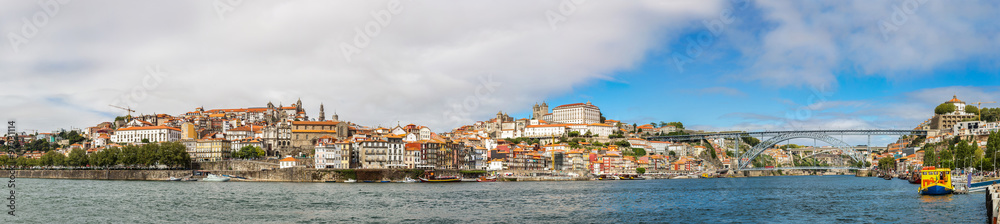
left=3, top=175, right=985, bottom=223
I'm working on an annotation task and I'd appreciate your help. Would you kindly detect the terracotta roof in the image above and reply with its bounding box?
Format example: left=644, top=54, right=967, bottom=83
left=291, top=121, right=340, bottom=126
left=291, top=130, right=337, bottom=133
left=279, top=157, right=297, bottom=162
left=117, top=126, right=181, bottom=132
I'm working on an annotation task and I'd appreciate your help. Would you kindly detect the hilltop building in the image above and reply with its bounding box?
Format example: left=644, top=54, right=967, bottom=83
left=552, top=101, right=601, bottom=124
left=930, top=95, right=978, bottom=130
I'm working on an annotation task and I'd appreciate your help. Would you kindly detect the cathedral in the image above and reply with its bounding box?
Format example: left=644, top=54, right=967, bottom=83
left=532, top=102, right=549, bottom=120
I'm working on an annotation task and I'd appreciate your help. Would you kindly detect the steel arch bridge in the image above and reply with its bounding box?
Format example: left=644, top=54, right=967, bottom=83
left=646, top=129, right=926, bottom=171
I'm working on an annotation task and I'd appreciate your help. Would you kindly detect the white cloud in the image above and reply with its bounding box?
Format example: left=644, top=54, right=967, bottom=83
left=740, top=0, right=1000, bottom=88
left=0, top=0, right=726, bottom=132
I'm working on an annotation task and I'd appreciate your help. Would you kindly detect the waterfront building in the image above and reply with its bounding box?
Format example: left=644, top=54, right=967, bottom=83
left=279, top=156, right=298, bottom=169
left=552, top=101, right=601, bottom=124
left=110, top=125, right=182, bottom=143
left=314, top=138, right=342, bottom=169
left=191, top=133, right=231, bottom=162
left=403, top=143, right=423, bottom=169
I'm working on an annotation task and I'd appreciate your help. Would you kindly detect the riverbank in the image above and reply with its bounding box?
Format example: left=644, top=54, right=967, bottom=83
left=11, top=168, right=867, bottom=182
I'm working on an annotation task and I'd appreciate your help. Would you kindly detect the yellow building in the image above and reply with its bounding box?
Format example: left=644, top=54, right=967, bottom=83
left=191, top=137, right=231, bottom=162
left=181, top=122, right=197, bottom=140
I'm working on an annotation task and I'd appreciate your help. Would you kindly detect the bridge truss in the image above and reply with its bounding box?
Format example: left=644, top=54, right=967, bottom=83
left=646, top=129, right=927, bottom=171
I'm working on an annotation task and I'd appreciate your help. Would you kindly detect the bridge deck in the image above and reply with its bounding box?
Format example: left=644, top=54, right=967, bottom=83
left=740, top=166, right=861, bottom=171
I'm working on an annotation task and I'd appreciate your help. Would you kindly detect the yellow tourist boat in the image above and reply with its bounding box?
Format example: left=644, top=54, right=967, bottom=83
left=918, top=166, right=953, bottom=195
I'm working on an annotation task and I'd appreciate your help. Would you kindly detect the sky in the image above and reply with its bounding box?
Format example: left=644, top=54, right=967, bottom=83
left=2, top=0, right=999, bottom=146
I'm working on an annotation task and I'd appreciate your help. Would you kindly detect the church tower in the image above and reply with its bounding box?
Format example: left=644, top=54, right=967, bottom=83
left=296, top=98, right=303, bottom=113
left=319, top=103, right=326, bottom=121
left=331, top=110, right=339, bottom=122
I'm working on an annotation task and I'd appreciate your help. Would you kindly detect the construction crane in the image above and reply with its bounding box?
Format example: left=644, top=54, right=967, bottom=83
left=971, top=101, right=996, bottom=121
left=109, top=104, right=136, bottom=119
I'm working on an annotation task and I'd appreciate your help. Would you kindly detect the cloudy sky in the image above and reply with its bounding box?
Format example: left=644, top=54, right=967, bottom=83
left=2, top=0, right=999, bottom=146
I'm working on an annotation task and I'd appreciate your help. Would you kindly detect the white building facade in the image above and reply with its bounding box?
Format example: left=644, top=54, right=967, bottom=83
left=110, top=126, right=182, bottom=143
left=552, top=102, right=601, bottom=124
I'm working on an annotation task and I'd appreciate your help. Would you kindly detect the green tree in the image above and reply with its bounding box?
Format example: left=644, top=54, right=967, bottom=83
left=599, top=112, right=606, bottom=123
left=141, top=138, right=150, bottom=143
left=666, top=122, right=684, bottom=130
left=568, top=131, right=580, bottom=137
left=234, top=145, right=265, bottom=160
left=966, top=105, right=980, bottom=115
left=923, top=148, right=937, bottom=167
left=636, top=167, right=646, bottom=175
left=935, top=103, right=956, bottom=115
left=631, top=148, right=647, bottom=157
left=939, top=146, right=954, bottom=169
left=741, top=135, right=761, bottom=147
left=989, top=131, right=1000, bottom=171
left=40, top=151, right=59, bottom=167
left=67, top=148, right=88, bottom=167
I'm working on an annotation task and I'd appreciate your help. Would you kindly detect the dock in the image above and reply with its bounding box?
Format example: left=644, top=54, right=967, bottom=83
left=987, top=184, right=1000, bottom=223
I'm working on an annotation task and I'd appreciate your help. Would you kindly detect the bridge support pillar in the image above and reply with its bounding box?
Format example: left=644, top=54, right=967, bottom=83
left=855, top=169, right=871, bottom=177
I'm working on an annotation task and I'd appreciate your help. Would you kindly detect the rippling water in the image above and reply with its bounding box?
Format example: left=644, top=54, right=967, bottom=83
left=4, top=175, right=986, bottom=223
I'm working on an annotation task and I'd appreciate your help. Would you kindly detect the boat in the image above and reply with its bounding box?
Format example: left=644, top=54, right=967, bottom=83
left=477, top=176, right=498, bottom=182
left=420, top=176, right=461, bottom=182
left=202, top=173, right=231, bottom=182
left=918, top=166, right=954, bottom=195
left=168, top=177, right=182, bottom=181
left=597, top=174, right=619, bottom=180
left=343, top=179, right=356, bottom=183
left=400, top=177, right=419, bottom=183
left=908, top=171, right=921, bottom=184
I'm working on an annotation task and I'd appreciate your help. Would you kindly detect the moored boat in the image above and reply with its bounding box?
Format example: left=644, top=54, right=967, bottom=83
left=918, top=166, right=954, bottom=195
left=343, top=179, right=356, bottom=183
left=168, top=177, right=182, bottom=181
left=203, top=173, right=231, bottom=182
left=420, top=176, right=461, bottom=182
left=477, top=176, right=498, bottom=182
left=400, top=177, right=419, bottom=183
left=908, top=171, right=920, bottom=184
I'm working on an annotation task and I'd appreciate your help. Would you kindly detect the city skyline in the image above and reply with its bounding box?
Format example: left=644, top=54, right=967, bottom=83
left=2, top=1, right=999, bottom=147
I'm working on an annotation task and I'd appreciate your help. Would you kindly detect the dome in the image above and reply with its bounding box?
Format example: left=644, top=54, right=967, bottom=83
left=948, top=95, right=965, bottom=104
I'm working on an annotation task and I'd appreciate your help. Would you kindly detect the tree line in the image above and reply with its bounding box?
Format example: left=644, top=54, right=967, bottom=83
left=922, top=132, right=1000, bottom=171
left=0, top=142, right=191, bottom=169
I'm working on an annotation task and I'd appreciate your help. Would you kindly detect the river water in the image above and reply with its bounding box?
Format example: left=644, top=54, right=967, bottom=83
left=3, top=175, right=986, bottom=223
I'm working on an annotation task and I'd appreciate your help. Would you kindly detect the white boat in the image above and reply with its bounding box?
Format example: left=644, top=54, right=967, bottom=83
left=344, top=179, right=356, bottom=183
left=168, top=177, right=182, bottom=181
left=400, top=177, right=418, bottom=183
left=202, top=174, right=230, bottom=182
